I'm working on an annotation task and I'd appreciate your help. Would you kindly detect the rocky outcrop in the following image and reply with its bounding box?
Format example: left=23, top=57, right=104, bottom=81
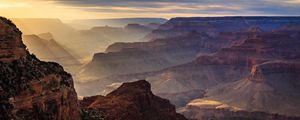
left=0, top=17, right=81, bottom=120
left=188, top=61, right=300, bottom=116
left=0, top=17, right=27, bottom=62
left=80, top=80, right=187, bottom=120
left=180, top=61, right=300, bottom=119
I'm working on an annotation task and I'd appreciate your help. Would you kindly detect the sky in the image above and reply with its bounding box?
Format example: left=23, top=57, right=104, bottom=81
left=0, top=0, right=300, bottom=19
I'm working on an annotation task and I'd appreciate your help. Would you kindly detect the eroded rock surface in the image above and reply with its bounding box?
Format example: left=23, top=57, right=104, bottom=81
left=80, top=80, right=187, bottom=120
left=0, top=17, right=81, bottom=120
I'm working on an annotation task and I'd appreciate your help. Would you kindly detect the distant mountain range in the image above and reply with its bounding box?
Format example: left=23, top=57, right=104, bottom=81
left=11, top=18, right=163, bottom=74
left=66, top=18, right=167, bottom=29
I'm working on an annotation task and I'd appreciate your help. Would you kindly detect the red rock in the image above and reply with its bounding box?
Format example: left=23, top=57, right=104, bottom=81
left=0, top=17, right=27, bottom=62
left=80, top=80, right=187, bottom=120
left=0, top=17, right=81, bottom=120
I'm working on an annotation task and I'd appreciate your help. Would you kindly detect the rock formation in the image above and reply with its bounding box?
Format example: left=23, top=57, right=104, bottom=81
left=179, top=61, right=300, bottom=119
left=78, top=30, right=246, bottom=85
left=185, top=61, right=300, bottom=116
left=142, top=29, right=300, bottom=107
left=81, top=17, right=299, bottom=84
left=76, top=17, right=300, bottom=111
left=0, top=17, right=81, bottom=120
left=80, top=80, right=187, bottom=120
left=0, top=18, right=27, bottom=62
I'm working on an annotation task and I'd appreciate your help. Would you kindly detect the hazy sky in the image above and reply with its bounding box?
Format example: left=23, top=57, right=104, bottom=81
left=1, top=0, right=300, bottom=19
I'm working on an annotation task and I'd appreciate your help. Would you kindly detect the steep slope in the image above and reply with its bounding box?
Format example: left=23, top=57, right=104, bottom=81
left=181, top=61, right=300, bottom=119
left=0, top=17, right=81, bottom=120
left=0, top=18, right=27, bottom=62
left=22, top=34, right=81, bottom=73
left=80, top=80, right=187, bottom=120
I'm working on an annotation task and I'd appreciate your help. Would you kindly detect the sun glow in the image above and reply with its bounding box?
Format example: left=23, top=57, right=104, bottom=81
left=0, top=2, right=27, bottom=8
left=0, top=0, right=104, bottom=19
left=0, top=0, right=299, bottom=20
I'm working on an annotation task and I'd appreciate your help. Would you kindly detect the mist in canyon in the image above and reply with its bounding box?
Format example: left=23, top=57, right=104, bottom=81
left=6, top=16, right=300, bottom=120
left=1, top=0, right=300, bottom=120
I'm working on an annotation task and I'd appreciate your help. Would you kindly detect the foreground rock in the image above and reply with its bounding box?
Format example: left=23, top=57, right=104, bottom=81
left=0, top=17, right=81, bottom=120
left=80, top=80, right=187, bottom=120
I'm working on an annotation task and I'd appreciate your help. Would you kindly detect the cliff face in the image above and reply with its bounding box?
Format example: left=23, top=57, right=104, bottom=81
left=180, top=61, right=300, bottom=119
left=203, top=61, right=300, bottom=115
left=0, top=18, right=27, bottom=62
left=80, top=80, right=187, bottom=120
left=0, top=17, right=81, bottom=120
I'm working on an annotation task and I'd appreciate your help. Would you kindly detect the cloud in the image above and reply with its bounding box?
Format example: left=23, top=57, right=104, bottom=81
left=39, top=0, right=300, bottom=17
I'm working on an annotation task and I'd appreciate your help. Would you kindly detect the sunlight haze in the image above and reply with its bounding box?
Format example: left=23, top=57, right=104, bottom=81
left=1, top=0, right=300, bottom=20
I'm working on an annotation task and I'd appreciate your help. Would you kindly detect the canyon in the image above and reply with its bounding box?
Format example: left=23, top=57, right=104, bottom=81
left=75, top=17, right=300, bottom=119
left=0, top=17, right=186, bottom=120
left=4, top=16, right=300, bottom=120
